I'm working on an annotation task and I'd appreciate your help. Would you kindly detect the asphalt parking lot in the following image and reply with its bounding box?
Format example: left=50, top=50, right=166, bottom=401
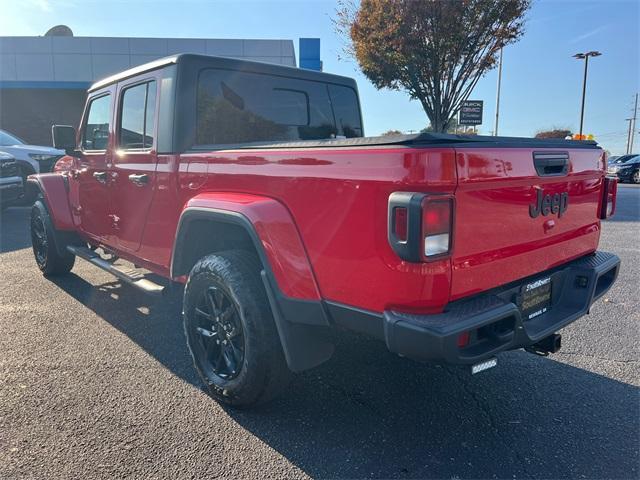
left=1, top=185, right=638, bottom=480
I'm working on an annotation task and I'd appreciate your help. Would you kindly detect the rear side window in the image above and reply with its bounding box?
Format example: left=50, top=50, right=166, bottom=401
left=119, top=81, right=157, bottom=150
left=82, top=94, right=111, bottom=151
left=196, top=69, right=360, bottom=146
left=328, top=85, right=362, bottom=138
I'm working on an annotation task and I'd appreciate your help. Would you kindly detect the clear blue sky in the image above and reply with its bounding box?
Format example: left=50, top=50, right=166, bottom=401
left=1, top=0, right=638, bottom=154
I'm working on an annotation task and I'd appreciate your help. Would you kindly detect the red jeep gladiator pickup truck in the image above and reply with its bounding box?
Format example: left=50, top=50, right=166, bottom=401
left=29, top=54, right=620, bottom=406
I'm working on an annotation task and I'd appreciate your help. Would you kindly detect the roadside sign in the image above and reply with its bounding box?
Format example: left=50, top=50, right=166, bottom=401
left=459, top=100, right=483, bottom=125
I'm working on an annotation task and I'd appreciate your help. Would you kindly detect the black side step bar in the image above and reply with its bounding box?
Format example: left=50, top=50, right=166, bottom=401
left=67, top=245, right=165, bottom=296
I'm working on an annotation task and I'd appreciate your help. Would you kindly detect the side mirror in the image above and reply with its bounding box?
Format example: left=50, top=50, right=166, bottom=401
left=52, top=125, right=79, bottom=156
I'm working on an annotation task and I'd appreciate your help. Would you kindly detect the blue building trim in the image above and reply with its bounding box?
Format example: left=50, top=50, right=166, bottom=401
left=0, top=81, right=92, bottom=90
left=299, top=38, right=321, bottom=71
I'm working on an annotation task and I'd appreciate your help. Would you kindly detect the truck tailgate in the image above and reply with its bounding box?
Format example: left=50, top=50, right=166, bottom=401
left=451, top=147, right=605, bottom=301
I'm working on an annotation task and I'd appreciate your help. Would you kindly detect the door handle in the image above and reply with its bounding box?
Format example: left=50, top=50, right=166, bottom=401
left=128, top=173, right=149, bottom=186
left=93, top=171, right=108, bottom=184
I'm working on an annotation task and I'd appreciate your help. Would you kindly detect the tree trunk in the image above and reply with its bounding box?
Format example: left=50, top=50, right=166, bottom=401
left=432, top=106, right=451, bottom=133
left=431, top=117, right=448, bottom=133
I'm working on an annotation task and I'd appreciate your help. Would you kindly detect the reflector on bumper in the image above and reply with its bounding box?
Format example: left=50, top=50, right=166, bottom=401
left=471, top=357, right=497, bottom=375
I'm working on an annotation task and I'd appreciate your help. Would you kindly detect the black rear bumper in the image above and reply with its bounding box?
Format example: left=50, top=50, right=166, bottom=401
left=381, top=251, right=620, bottom=364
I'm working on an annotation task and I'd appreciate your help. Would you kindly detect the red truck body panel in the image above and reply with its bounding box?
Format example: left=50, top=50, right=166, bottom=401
left=55, top=143, right=607, bottom=316
left=133, top=146, right=457, bottom=312
left=451, top=148, right=605, bottom=300
left=181, top=147, right=455, bottom=312
left=183, top=192, right=321, bottom=300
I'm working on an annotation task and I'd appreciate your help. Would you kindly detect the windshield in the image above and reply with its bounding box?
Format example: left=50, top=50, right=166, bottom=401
left=0, top=130, right=25, bottom=146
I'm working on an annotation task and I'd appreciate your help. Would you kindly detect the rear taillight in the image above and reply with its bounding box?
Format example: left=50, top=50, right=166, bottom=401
left=599, top=176, right=617, bottom=219
left=422, top=197, right=453, bottom=259
left=388, top=192, right=454, bottom=262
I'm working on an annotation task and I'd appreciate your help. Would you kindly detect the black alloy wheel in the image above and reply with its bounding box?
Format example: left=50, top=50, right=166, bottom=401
left=191, top=285, right=245, bottom=381
left=183, top=251, right=291, bottom=406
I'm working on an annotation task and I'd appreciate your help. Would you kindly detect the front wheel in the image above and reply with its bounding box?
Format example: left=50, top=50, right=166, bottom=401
left=632, top=170, right=640, bottom=184
left=183, top=251, right=291, bottom=407
left=31, top=200, right=75, bottom=276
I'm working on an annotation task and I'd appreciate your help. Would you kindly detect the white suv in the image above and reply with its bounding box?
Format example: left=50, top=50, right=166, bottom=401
left=0, top=129, right=64, bottom=202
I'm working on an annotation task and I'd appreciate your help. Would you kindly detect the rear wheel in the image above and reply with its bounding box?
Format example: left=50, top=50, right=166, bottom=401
left=31, top=200, right=75, bottom=276
left=633, top=170, right=640, bottom=184
left=183, top=251, right=291, bottom=407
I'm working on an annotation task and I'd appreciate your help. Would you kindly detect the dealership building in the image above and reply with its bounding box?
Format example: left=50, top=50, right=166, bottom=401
left=0, top=28, right=321, bottom=146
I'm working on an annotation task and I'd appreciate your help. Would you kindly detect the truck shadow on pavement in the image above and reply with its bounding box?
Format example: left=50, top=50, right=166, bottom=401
left=50, top=273, right=639, bottom=480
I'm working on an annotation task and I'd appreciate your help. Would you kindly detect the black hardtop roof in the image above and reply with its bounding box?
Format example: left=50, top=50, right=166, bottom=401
left=88, top=53, right=357, bottom=92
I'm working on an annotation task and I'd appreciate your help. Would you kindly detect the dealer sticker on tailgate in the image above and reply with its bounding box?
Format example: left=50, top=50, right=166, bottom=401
left=521, top=276, right=552, bottom=320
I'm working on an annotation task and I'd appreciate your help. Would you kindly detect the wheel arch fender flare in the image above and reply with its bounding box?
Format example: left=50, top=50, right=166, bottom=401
left=170, top=192, right=320, bottom=300
left=170, top=193, right=334, bottom=372
left=26, top=173, right=75, bottom=231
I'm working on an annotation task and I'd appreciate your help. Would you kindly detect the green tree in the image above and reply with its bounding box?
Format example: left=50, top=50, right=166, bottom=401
left=335, top=0, right=531, bottom=132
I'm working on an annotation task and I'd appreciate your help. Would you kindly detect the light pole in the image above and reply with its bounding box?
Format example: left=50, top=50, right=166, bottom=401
left=626, top=118, right=634, bottom=154
left=630, top=93, right=638, bottom=153
left=573, top=51, right=602, bottom=137
left=494, top=47, right=503, bottom=136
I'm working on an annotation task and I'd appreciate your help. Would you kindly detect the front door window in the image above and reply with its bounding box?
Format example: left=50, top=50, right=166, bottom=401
left=82, top=95, right=111, bottom=151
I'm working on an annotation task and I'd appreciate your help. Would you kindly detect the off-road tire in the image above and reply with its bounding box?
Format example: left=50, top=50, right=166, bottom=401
left=183, top=251, right=291, bottom=407
left=31, top=200, right=75, bottom=276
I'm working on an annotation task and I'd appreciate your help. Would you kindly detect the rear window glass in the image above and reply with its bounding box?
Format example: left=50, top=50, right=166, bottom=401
left=196, top=69, right=361, bottom=146
left=119, top=81, right=157, bottom=150
left=328, top=85, right=362, bottom=138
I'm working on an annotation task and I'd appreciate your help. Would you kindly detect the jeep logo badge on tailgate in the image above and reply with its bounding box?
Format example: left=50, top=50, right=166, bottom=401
left=529, top=189, right=569, bottom=218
